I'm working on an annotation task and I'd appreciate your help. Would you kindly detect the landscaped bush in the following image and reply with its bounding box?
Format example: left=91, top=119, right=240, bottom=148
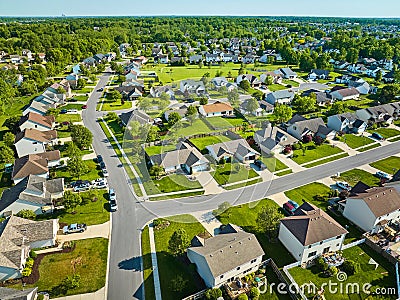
left=249, top=286, right=260, bottom=299
left=292, top=143, right=301, bottom=150
left=237, top=294, right=248, bottom=300
left=303, top=134, right=312, bottom=143
left=342, top=259, right=360, bottom=275
left=315, top=257, right=328, bottom=272
left=329, top=266, right=338, bottom=276
left=16, top=209, right=36, bottom=220
left=205, top=288, right=222, bottom=300
left=283, top=145, right=292, bottom=154
left=30, top=249, right=37, bottom=259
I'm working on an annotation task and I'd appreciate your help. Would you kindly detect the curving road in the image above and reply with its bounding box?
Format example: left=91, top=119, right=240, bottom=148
left=83, top=71, right=400, bottom=300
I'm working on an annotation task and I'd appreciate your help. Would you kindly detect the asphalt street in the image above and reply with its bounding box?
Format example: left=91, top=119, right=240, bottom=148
left=83, top=71, right=400, bottom=300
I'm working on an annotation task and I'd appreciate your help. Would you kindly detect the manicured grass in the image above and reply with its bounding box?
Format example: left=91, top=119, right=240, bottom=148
left=37, top=190, right=110, bottom=226
left=54, top=160, right=103, bottom=182
left=290, top=244, right=396, bottom=300
left=370, top=156, right=400, bottom=175
left=212, top=163, right=259, bottom=185
left=100, top=99, right=132, bottom=111
left=224, top=178, right=262, bottom=190
left=153, top=215, right=206, bottom=300
left=144, top=144, right=177, bottom=156
left=292, top=143, right=344, bottom=165
left=61, top=104, right=84, bottom=111
left=285, top=183, right=332, bottom=209
left=0, top=94, right=39, bottom=128
left=343, top=134, right=373, bottom=149
left=57, top=125, right=72, bottom=138
left=282, top=79, right=299, bottom=87
left=303, top=153, right=349, bottom=168
left=267, top=84, right=286, bottom=91
left=357, top=143, right=380, bottom=152
left=73, top=87, right=93, bottom=94
left=190, top=135, right=232, bottom=151
left=149, top=190, right=204, bottom=201
left=206, top=116, right=246, bottom=129
left=261, top=156, right=289, bottom=172
left=12, top=238, right=108, bottom=297
left=141, top=226, right=155, bottom=300
left=368, top=127, right=400, bottom=139
left=143, top=174, right=202, bottom=195
left=164, top=119, right=212, bottom=138
left=72, top=95, right=89, bottom=101
left=56, top=114, right=81, bottom=124
left=336, top=169, right=381, bottom=187
left=217, top=199, right=296, bottom=267
left=275, top=169, right=293, bottom=176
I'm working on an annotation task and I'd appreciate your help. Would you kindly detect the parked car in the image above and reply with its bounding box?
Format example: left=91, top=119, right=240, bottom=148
left=254, top=159, right=267, bottom=170
left=70, top=180, right=90, bottom=188
left=73, top=182, right=90, bottom=192
left=283, top=202, right=295, bottom=216
left=109, top=188, right=116, bottom=201
left=67, top=109, right=78, bottom=113
left=97, top=155, right=103, bottom=163
left=82, top=105, right=87, bottom=109
left=375, top=171, right=391, bottom=180
left=100, top=161, right=106, bottom=169
left=288, top=200, right=299, bottom=210
left=372, top=132, right=384, bottom=140
left=336, top=181, right=351, bottom=191
left=62, top=121, right=70, bottom=126
left=92, top=178, right=108, bottom=189
left=60, top=109, right=67, bottom=114
left=102, top=168, right=109, bottom=177
left=97, top=87, right=104, bottom=92
left=63, top=223, right=87, bottom=234
left=110, top=199, right=118, bottom=212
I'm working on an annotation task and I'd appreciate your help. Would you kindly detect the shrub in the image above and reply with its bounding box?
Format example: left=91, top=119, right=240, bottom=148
left=329, top=266, right=338, bottom=276
left=292, top=143, right=301, bottom=150
left=37, top=295, right=45, bottom=300
left=25, top=257, right=34, bottom=268
left=342, top=260, right=360, bottom=275
left=249, top=287, right=260, bottom=299
left=153, top=219, right=162, bottom=227
left=205, top=288, right=222, bottom=300
left=30, top=249, right=37, bottom=259
left=16, top=209, right=36, bottom=220
left=22, top=266, right=32, bottom=277
left=237, top=294, right=248, bottom=300
left=313, top=194, right=327, bottom=202
left=303, top=134, right=312, bottom=143
left=283, top=145, right=292, bottom=154
left=315, top=257, right=328, bottom=272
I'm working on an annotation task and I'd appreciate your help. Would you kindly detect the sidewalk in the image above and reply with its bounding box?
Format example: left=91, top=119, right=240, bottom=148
left=331, top=140, right=358, bottom=156
left=148, top=223, right=162, bottom=300
left=196, top=172, right=224, bottom=195
left=191, top=210, right=223, bottom=236
left=269, top=192, right=290, bottom=206
left=52, top=287, right=105, bottom=300
left=275, top=153, right=305, bottom=172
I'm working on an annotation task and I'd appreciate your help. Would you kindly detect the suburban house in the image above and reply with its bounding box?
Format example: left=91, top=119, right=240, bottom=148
left=239, top=99, right=264, bottom=116
left=254, top=124, right=297, bottom=155
left=66, top=73, right=79, bottom=89
left=189, top=54, right=203, bottom=64
left=279, top=68, right=298, bottom=79
left=164, top=104, right=192, bottom=121
left=327, top=112, right=367, bottom=134
left=260, top=72, right=282, bottom=84
left=14, top=129, right=58, bottom=158
left=265, top=90, right=295, bottom=105
left=149, top=85, right=175, bottom=99
left=50, top=80, right=72, bottom=98
left=22, top=100, right=54, bottom=116
left=356, top=103, right=398, bottom=125
left=0, top=175, right=64, bottom=217
left=0, top=287, right=38, bottom=300
left=242, top=54, right=256, bottom=64
left=148, top=142, right=209, bottom=174
left=119, top=110, right=152, bottom=127
left=342, top=187, right=400, bottom=233
left=211, top=77, right=238, bottom=92
left=308, top=69, right=330, bottom=81
left=114, top=86, right=143, bottom=100
left=0, top=216, right=58, bottom=281
left=12, top=151, right=60, bottom=184
left=19, top=112, right=55, bottom=132
left=286, top=116, right=335, bottom=140
left=236, top=74, right=261, bottom=88
left=259, top=100, right=275, bottom=114
left=199, top=101, right=234, bottom=118
left=330, top=87, right=360, bottom=101
left=278, top=202, right=348, bottom=264
left=180, top=79, right=206, bottom=95
left=206, top=139, right=259, bottom=163
left=187, top=224, right=264, bottom=288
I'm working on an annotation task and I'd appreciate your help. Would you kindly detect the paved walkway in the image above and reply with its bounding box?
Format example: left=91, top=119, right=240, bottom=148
left=191, top=210, right=223, bottom=236
left=269, top=192, right=290, bottom=206
left=57, top=222, right=110, bottom=244
left=82, top=152, right=96, bottom=161
left=59, top=137, right=72, bottom=144
left=359, top=164, right=382, bottom=175
left=53, top=287, right=105, bottom=300
left=196, top=172, right=224, bottom=194
left=275, top=153, right=305, bottom=172
left=316, top=176, right=337, bottom=189
left=331, top=140, right=358, bottom=156
left=148, top=224, right=162, bottom=300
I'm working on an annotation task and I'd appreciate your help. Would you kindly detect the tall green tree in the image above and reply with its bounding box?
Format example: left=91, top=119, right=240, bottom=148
left=168, top=228, right=190, bottom=256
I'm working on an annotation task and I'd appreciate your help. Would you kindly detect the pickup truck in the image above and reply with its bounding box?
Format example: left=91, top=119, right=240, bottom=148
left=63, top=223, right=87, bottom=234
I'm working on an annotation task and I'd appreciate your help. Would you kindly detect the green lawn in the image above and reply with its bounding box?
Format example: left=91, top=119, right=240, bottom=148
left=11, top=238, right=108, bottom=298
left=285, top=183, right=332, bottom=209
left=143, top=174, right=202, bottom=195
left=0, top=94, right=39, bottom=128
left=71, top=95, right=89, bottom=101
left=344, top=134, right=374, bottom=149
left=304, top=153, right=349, bottom=168
left=100, top=99, right=132, bottom=111
left=37, top=190, right=110, bottom=226
left=149, top=190, right=204, bottom=201
left=267, top=84, right=286, bottom=91
left=224, top=178, right=262, bottom=190
left=190, top=135, right=232, bottom=151
left=206, top=116, right=246, bottom=129
left=153, top=215, right=206, bottom=300
left=290, top=244, right=396, bottom=300
left=368, top=127, right=400, bottom=139
left=62, top=104, right=84, bottom=111
left=275, top=169, right=293, bottom=176
left=282, top=79, right=299, bottom=87
left=292, top=143, right=344, bottom=165
left=217, top=199, right=296, bottom=267
left=54, top=160, right=102, bottom=182
left=144, top=144, right=177, bottom=156
left=141, top=226, right=155, bottom=300
left=56, top=114, right=81, bottom=124
left=261, top=156, right=289, bottom=172
left=57, top=125, right=72, bottom=138
left=370, top=156, right=400, bottom=175
left=335, top=169, right=381, bottom=187
left=73, top=87, right=93, bottom=94
left=163, top=119, right=213, bottom=139
left=357, top=143, right=380, bottom=152
left=212, top=163, right=259, bottom=185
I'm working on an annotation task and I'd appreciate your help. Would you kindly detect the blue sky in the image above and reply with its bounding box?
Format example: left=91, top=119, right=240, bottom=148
left=1, top=0, right=399, bottom=17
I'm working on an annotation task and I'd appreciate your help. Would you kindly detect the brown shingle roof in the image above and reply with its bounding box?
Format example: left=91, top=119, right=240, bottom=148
left=19, top=112, right=55, bottom=129
left=281, top=202, right=348, bottom=246
left=202, top=101, right=233, bottom=114
left=12, top=155, right=49, bottom=180
left=14, top=128, right=57, bottom=144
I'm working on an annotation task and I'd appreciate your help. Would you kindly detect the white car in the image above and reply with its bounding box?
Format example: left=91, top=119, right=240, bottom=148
left=336, top=181, right=351, bottom=191
left=92, top=178, right=108, bottom=189
left=102, top=168, right=109, bottom=177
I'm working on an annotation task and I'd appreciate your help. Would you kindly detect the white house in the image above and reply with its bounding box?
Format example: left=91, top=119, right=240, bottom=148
left=22, top=100, right=54, bottom=116
left=265, top=90, right=295, bottom=105
left=14, top=129, right=58, bottom=158
left=150, top=85, right=175, bottom=99
left=327, top=112, right=367, bottom=134
left=206, top=139, right=259, bottom=164
left=330, top=88, right=360, bottom=101
left=180, top=79, right=206, bottom=95
left=356, top=103, right=398, bottom=125
left=187, top=224, right=264, bottom=288
left=198, top=101, right=234, bottom=118
left=279, top=202, right=348, bottom=264
left=260, top=72, right=282, bottom=84
left=279, top=68, right=297, bottom=79
left=342, top=187, right=400, bottom=233
left=19, top=112, right=55, bottom=132
left=0, top=175, right=64, bottom=217
left=308, top=69, right=330, bottom=81
left=0, top=216, right=58, bottom=281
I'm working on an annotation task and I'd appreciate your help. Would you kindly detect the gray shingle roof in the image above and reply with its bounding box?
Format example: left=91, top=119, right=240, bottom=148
left=0, top=287, right=37, bottom=300
left=207, top=139, right=259, bottom=159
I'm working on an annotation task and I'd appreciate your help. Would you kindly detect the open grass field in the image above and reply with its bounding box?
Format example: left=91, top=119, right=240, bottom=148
left=56, top=114, right=81, bottom=124
left=162, top=119, right=213, bottom=139
left=11, top=238, right=108, bottom=298
left=370, top=156, right=400, bottom=175
left=343, top=134, right=374, bottom=149
left=153, top=215, right=206, bottom=300
left=189, top=135, right=232, bottom=151
left=212, top=163, right=259, bottom=185
left=292, top=143, right=344, bottom=165
left=206, top=116, right=246, bottom=129
left=335, top=169, right=381, bottom=187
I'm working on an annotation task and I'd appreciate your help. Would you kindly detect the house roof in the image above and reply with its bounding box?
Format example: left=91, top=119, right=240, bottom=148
left=0, top=216, right=57, bottom=269
left=280, top=68, right=297, bottom=77
left=19, top=112, right=55, bottom=129
left=268, top=90, right=295, bottom=101
left=207, top=139, right=259, bottom=159
left=255, top=126, right=297, bottom=149
left=349, top=181, right=371, bottom=196
left=281, top=202, right=348, bottom=246
left=334, top=112, right=358, bottom=123
left=15, top=128, right=57, bottom=144
left=26, top=100, right=52, bottom=114
left=349, top=187, right=400, bottom=218
left=0, top=287, right=37, bottom=300
left=120, top=109, right=152, bottom=126
left=334, top=87, right=360, bottom=98
left=310, top=69, right=330, bottom=76
left=290, top=117, right=326, bottom=135
left=188, top=225, right=264, bottom=277
left=201, top=101, right=233, bottom=114
left=12, top=151, right=60, bottom=180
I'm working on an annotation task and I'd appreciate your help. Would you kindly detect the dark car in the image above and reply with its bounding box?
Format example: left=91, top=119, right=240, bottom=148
left=97, top=155, right=103, bottom=163
left=254, top=159, right=267, bottom=170
left=97, top=87, right=104, bottom=92
left=60, top=109, right=67, bottom=114
left=82, top=105, right=88, bottom=109
left=100, top=161, right=106, bottom=169
left=62, top=121, right=70, bottom=126
left=372, top=132, right=384, bottom=140
left=283, top=202, right=295, bottom=216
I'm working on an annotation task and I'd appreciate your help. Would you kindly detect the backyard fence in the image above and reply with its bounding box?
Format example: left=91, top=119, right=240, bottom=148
left=341, top=238, right=366, bottom=250
left=282, top=261, right=308, bottom=300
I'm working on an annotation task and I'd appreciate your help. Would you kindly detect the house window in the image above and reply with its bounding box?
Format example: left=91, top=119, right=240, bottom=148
left=220, top=275, right=224, bottom=279
left=336, top=236, right=341, bottom=239
left=308, top=245, right=311, bottom=249
left=236, top=266, right=241, bottom=271
left=320, top=241, right=323, bottom=245
left=308, top=251, right=317, bottom=258
left=251, top=259, right=256, bottom=264
left=323, top=247, right=330, bottom=254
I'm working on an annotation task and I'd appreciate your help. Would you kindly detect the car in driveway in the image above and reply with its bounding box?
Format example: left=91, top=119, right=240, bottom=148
left=73, top=182, right=90, bottom=192
left=60, top=109, right=67, bottom=114
left=82, top=105, right=87, bottom=109
left=336, top=181, right=351, bottom=191
left=97, top=87, right=104, bottom=92
left=63, top=223, right=87, bottom=234
left=92, top=178, right=108, bottom=189
left=372, top=132, right=385, bottom=140
left=282, top=202, right=295, bottom=216
left=288, top=200, right=299, bottom=210
left=254, top=159, right=267, bottom=171
left=375, top=171, right=391, bottom=180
